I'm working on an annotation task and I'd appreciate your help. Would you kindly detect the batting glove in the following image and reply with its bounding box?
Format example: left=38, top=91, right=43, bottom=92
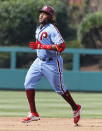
left=29, top=40, right=52, bottom=50
left=29, top=40, right=42, bottom=49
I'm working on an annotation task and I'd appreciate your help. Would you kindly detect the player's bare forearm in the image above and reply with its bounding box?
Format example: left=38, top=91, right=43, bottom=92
left=51, top=44, right=57, bottom=51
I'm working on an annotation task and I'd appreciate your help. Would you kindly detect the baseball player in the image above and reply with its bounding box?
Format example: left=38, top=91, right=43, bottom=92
left=22, top=5, right=81, bottom=125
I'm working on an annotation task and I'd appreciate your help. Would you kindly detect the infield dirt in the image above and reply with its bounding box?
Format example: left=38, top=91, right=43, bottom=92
left=0, top=117, right=102, bottom=131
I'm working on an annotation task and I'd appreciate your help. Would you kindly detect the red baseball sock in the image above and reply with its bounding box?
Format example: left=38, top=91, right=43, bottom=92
left=62, top=90, right=78, bottom=111
left=26, top=89, right=37, bottom=113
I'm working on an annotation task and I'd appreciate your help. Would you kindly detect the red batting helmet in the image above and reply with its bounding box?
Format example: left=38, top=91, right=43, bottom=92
left=40, top=5, right=55, bottom=17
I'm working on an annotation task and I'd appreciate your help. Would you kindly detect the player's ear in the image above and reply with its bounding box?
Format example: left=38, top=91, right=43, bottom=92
left=48, top=15, right=53, bottom=20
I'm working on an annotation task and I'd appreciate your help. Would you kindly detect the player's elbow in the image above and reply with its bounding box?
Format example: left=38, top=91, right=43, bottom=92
left=61, top=42, right=66, bottom=52
left=56, top=42, right=66, bottom=53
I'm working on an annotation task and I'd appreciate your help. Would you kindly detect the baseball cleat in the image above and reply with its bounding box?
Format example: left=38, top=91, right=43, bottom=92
left=22, top=112, right=40, bottom=123
left=73, top=104, right=81, bottom=124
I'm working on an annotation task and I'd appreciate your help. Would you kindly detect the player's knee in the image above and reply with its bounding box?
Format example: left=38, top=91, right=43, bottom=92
left=24, top=81, right=28, bottom=89
left=24, top=80, right=34, bottom=90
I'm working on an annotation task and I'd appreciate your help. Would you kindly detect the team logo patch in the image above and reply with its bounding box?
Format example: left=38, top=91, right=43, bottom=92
left=40, top=32, right=48, bottom=40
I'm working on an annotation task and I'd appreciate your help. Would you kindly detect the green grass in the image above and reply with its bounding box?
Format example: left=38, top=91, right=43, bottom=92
left=0, top=91, right=102, bottom=118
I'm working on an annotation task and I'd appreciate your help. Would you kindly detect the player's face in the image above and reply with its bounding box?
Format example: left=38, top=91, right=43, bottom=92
left=39, top=12, right=49, bottom=24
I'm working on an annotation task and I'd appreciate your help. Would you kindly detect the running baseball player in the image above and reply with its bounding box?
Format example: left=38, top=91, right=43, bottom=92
left=22, top=5, right=81, bottom=125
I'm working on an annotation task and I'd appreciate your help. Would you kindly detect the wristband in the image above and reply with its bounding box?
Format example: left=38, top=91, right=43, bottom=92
left=41, top=44, right=52, bottom=50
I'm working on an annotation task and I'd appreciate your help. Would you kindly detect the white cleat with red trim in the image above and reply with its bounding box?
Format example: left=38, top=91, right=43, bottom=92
left=73, top=104, right=81, bottom=125
left=22, top=112, right=40, bottom=123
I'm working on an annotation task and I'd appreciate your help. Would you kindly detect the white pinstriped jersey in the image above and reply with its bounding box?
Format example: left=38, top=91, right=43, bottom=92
left=35, top=23, right=64, bottom=59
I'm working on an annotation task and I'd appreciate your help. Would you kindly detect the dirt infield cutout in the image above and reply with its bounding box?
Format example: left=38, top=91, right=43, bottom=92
left=0, top=117, right=102, bottom=131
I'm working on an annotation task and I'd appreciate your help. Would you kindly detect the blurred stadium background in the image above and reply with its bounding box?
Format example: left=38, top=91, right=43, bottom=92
left=0, top=0, right=102, bottom=118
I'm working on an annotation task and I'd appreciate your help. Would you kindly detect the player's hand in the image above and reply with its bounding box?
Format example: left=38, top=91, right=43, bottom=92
left=29, top=40, right=52, bottom=50
left=29, top=42, right=37, bottom=49
left=29, top=41, right=42, bottom=49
